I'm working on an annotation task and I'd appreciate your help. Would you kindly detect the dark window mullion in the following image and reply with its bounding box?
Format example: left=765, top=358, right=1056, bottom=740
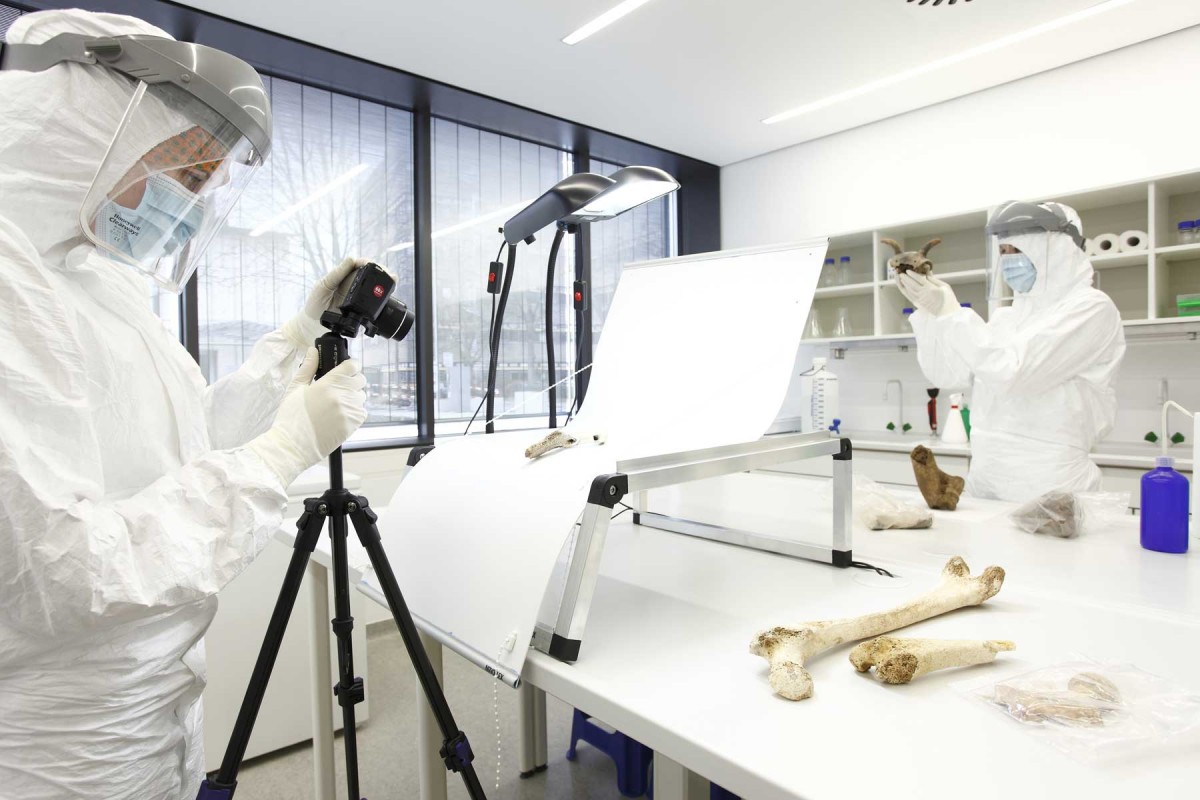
left=412, top=108, right=436, bottom=443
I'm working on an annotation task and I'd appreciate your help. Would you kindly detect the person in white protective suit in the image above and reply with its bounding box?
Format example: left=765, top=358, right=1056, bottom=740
left=0, top=10, right=375, bottom=798
left=896, top=201, right=1126, bottom=502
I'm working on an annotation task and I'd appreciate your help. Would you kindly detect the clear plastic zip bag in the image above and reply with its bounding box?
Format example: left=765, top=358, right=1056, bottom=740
left=960, top=659, right=1200, bottom=763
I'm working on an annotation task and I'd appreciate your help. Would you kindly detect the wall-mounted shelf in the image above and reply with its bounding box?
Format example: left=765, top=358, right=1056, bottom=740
left=814, top=281, right=875, bottom=299
left=808, top=317, right=1200, bottom=349
left=1091, top=251, right=1149, bottom=269
left=801, top=168, right=1200, bottom=347
left=1155, top=243, right=1200, bottom=262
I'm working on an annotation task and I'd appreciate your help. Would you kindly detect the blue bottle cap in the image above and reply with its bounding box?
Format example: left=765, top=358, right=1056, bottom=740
left=824, top=258, right=835, bottom=264
left=903, top=307, right=914, bottom=315
left=839, top=256, right=851, bottom=263
left=1180, top=221, right=1195, bottom=230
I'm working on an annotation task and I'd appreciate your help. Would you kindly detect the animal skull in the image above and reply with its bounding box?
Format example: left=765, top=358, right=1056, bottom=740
left=750, top=557, right=1005, bottom=700
left=882, top=237, right=942, bottom=276
left=849, top=637, right=1015, bottom=685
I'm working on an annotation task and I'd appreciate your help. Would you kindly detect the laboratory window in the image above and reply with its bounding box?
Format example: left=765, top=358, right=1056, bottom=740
left=430, top=118, right=576, bottom=431
left=195, top=77, right=418, bottom=443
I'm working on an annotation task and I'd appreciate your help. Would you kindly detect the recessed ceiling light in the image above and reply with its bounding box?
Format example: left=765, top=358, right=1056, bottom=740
left=562, top=0, right=658, bottom=45
left=763, top=0, right=1137, bottom=125
left=908, top=0, right=973, bottom=6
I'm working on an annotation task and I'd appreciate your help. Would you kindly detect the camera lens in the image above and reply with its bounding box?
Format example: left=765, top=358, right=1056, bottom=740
left=375, top=297, right=414, bottom=341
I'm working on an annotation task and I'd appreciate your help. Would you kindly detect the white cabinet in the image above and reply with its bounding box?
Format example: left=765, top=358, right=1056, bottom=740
left=803, top=170, right=1200, bottom=350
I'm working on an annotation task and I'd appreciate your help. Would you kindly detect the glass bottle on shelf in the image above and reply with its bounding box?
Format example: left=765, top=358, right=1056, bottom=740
left=839, top=256, right=852, bottom=286
left=832, top=306, right=852, bottom=338
left=1179, top=221, right=1195, bottom=245
left=820, top=258, right=835, bottom=287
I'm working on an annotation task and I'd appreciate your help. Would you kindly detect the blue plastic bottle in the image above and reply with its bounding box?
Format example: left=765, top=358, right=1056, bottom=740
left=1140, top=456, right=1190, bottom=553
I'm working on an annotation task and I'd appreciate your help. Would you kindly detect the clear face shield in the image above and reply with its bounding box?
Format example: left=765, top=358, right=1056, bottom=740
left=987, top=231, right=1050, bottom=301
left=80, top=82, right=263, bottom=292
left=986, top=201, right=1082, bottom=301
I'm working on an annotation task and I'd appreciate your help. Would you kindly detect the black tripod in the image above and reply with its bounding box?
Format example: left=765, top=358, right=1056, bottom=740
left=198, top=332, right=487, bottom=800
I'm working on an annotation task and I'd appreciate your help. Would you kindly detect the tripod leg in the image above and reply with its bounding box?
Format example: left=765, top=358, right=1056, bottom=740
left=329, top=498, right=365, bottom=800
left=197, top=500, right=328, bottom=799
left=347, top=497, right=489, bottom=800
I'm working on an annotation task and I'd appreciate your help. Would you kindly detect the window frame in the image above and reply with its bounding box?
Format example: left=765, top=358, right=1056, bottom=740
left=10, top=0, right=721, bottom=449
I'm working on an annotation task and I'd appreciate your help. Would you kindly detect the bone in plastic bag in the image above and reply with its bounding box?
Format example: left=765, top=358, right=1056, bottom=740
left=855, top=475, right=932, bottom=531
left=962, top=659, right=1200, bottom=764
left=1009, top=491, right=1130, bottom=539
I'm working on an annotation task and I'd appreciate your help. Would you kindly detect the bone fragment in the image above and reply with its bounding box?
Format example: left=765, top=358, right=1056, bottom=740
left=911, top=445, right=965, bottom=511
left=1068, top=671, right=1122, bottom=704
left=861, top=503, right=933, bottom=531
left=750, top=557, right=1005, bottom=700
left=992, top=686, right=1116, bottom=727
left=525, top=430, right=605, bottom=459
left=525, top=430, right=578, bottom=459
left=849, top=637, right=1014, bottom=684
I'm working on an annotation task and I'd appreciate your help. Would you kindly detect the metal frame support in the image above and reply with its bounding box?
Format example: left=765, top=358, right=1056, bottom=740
left=532, top=433, right=854, bottom=663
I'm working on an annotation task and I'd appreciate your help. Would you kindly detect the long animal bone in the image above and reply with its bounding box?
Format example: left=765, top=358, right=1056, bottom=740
left=849, top=637, right=1015, bottom=685
left=750, top=557, right=1005, bottom=700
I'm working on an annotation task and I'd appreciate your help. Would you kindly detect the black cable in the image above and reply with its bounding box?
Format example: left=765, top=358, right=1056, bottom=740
left=545, top=227, right=565, bottom=430
left=848, top=561, right=896, bottom=578
left=463, top=291, right=497, bottom=436
left=485, top=242, right=517, bottom=433
left=610, top=502, right=637, bottom=521
left=563, top=332, right=588, bottom=426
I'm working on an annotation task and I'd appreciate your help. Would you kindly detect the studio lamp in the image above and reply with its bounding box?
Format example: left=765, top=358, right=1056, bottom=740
left=483, top=166, right=680, bottom=433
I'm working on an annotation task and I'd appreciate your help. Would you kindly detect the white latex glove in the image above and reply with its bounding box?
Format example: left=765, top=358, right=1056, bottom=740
left=280, top=257, right=368, bottom=350
left=897, top=272, right=959, bottom=318
left=247, top=347, right=368, bottom=487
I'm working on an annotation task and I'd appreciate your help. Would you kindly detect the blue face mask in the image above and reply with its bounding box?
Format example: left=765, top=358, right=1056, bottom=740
left=1000, top=252, right=1037, bottom=294
left=96, top=172, right=205, bottom=263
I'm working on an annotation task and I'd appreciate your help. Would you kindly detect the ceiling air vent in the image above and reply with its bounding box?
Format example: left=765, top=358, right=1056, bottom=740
left=907, top=0, right=973, bottom=5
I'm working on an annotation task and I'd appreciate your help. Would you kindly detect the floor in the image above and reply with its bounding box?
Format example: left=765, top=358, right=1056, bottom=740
left=225, top=624, right=630, bottom=799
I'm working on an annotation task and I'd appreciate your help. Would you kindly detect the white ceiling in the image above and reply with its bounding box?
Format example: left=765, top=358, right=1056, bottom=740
left=182, top=0, right=1200, bottom=166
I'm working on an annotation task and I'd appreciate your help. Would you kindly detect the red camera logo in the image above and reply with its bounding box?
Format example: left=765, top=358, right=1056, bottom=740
left=372, top=285, right=385, bottom=298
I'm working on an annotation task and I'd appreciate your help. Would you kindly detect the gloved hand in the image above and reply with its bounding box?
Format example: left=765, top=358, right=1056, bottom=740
left=280, top=257, right=367, bottom=350
left=247, top=347, right=368, bottom=487
left=896, top=272, right=959, bottom=318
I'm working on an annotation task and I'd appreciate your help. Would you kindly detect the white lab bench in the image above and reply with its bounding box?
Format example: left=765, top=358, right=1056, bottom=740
left=285, top=470, right=1200, bottom=800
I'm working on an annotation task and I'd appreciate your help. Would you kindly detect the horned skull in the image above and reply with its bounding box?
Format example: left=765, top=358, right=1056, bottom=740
left=882, top=237, right=942, bottom=276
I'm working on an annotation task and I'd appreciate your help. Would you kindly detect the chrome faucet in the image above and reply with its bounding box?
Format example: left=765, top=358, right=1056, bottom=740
left=885, top=379, right=905, bottom=434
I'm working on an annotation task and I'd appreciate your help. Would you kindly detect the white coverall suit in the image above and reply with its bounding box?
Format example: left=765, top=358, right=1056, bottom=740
left=908, top=219, right=1126, bottom=502
left=0, top=11, right=345, bottom=798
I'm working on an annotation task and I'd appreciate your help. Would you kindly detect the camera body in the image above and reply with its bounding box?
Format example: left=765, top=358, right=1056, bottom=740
left=320, top=262, right=414, bottom=342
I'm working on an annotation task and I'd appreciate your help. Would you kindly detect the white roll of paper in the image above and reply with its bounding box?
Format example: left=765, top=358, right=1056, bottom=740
left=1119, top=230, right=1149, bottom=252
left=1093, top=233, right=1120, bottom=256
left=1085, top=237, right=1096, bottom=256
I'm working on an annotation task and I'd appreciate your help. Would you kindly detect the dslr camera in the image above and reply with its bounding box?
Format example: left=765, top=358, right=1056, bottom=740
left=320, top=261, right=414, bottom=342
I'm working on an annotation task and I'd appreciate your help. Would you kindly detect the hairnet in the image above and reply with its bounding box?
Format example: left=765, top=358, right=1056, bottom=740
left=0, top=10, right=192, bottom=267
